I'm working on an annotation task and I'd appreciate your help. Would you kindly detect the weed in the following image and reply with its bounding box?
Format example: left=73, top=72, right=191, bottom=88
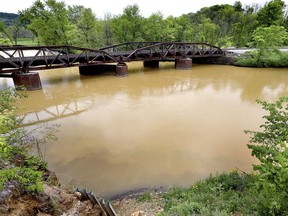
left=137, top=191, right=153, bottom=202
left=0, top=167, right=43, bottom=194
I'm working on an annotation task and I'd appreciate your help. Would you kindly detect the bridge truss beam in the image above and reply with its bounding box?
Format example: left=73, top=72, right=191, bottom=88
left=0, top=42, right=225, bottom=90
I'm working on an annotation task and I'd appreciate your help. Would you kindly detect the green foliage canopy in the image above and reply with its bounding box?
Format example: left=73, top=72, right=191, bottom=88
left=257, top=0, right=285, bottom=27
left=20, top=0, right=71, bottom=45
left=7, top=0, right=288, bottom=48
left=253, top=25, right=288, bottom=50
left=112, top=4, right=144, bottom=42
left=245, top=97, right=288, bottom=191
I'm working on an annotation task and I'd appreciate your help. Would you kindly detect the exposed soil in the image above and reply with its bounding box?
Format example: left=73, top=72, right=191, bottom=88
left=0, top=179, right=165, bottom=216
left=112, top=188, right=165, bottom=216
left=0, top=182, right=102, bottom=216
left=1, top=152, right=165, bottom=216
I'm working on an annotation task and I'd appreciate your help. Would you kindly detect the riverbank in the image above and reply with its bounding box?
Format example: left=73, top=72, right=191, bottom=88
left=0, top=171, right=164, bottom=215
left=0, top=180, right=102, bottom=215
left=194, top=49, right=288, bottom=68
left=2, top=170, right=287, bottom=215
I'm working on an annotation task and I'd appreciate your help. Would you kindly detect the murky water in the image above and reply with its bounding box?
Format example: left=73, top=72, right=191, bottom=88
left=1, top=62, right=288, bottom=197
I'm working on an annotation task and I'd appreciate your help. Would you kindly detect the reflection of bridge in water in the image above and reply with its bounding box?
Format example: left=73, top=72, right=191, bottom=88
left=18, top=65, right=288, bottom=127
left=20, top=101, right=88, bottom=127
left=19, top=77, right=198, bottom=127
left=0, top=42, right=225, bottom=90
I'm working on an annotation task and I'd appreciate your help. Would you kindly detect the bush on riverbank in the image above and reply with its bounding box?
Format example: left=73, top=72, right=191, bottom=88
left=235, top=50, right=288, bottom=67
left=235, top=25, right=288, bottom=68
left=0, top=88, right=50, bottom=194
left=0, top=88, right=63, bottom=214
left=157, top=171, right=288, bottom=216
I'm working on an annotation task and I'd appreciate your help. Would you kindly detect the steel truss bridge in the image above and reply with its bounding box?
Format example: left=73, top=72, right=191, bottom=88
left=0, top=42, right=224, bottom=75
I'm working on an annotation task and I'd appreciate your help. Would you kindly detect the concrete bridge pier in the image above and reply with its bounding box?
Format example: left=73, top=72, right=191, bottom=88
left=12, top=72, right=42, bottom=91
left=116, top=63, right=128, bottom=76
left=143, top=60, right=159, bottom=68
left=175, top=58, right=192, bottom=69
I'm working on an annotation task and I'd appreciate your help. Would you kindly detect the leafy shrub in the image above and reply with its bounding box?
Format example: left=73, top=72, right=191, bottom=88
left=235, top=51, right=288, bottom=67
left=24, top=156, right=48, bottom=170
left=0, top=88, right=59, bottom=196
left=0, top=167, right=43, bottom=194
left=0, top=119, right=44, bottom=194
left=245, top=96, right=288, bottom=215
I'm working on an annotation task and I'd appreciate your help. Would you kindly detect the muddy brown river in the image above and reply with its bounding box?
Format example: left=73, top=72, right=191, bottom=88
left=1, top=62, right=288, bottom=197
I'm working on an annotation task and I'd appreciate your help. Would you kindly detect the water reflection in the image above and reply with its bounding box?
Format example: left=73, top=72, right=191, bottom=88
left=2, top=62, right=288, bottom=197
left=20, top=101, right=89, bottom=127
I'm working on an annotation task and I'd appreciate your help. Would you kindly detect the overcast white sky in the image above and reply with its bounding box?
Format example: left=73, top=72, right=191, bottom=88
left=1, top=0, right=287, bottom=18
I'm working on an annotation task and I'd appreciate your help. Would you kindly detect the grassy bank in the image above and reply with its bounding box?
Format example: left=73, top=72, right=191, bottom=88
left=16, top=38, right=37, bottom=46
left=235, top=50, right=288, bottom=67
left=131, top=170, right=288, bottom=216
left=155, top=171, right=287, bottom=216
left=0, top=38, right=37, bottom=46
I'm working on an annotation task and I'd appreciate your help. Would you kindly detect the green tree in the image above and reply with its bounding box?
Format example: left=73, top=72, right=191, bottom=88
left=102, top=13, right=114, bottom=46
left=162, top=16, right=182, bottom=41
left=215, top=4, right=241, bottom=37
left=234, top=1, right=244, bottom=13
left=20, top=0, right=71, bottom=45
left=0, top=19, right=29, bottom=45
left=232, top=10, right=258, bottom=47
left=245, top=97, right=288, bottom=214
left=67, top=5, right=84, bottom=24
left=76, top=8, right=101, bottom=48
left=67, top=5, right=103, bottom=48
left=284, top=13, right=288, bottom=31
left=142, top=12, right=165, bottom=41
left=189, top=3, right=250, bottom=46
left=257, top=0, right=285, bottom=27
left=0, top=21, right=13, bottom=44
left=253, top=25, right=287, bottom=49
left=174, top=14, right=196, bottom=42
left=193, top=18, right=219, bottom=45
left=8, top=19, right=23, bottom=45
left=235, top=24, right=288, bottom=67
left=252, top=25, right=288, bottom=63
left=173, top=15, right=194, bottom=42
left=112, top=4, right=144, bottom=42
left=142, top=13, right=182, bottom=42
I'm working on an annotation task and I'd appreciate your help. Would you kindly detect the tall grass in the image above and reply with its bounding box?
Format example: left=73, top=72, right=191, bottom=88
left=159, top=171, right=288, bottom=215
left=16, top=38, right=37, bottom=46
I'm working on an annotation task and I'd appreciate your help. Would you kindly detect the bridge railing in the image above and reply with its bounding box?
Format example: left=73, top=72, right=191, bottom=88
left=123, top=42, right=224, bottom=61
left=0, top=45, right=118, bottom=73
left=99, top=42, right=161, bottom=53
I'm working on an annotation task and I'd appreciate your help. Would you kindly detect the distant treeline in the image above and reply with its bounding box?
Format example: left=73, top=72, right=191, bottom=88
left=0, top=0, right=287, bottom=48
left=0, top=12, right=18, bottom=25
